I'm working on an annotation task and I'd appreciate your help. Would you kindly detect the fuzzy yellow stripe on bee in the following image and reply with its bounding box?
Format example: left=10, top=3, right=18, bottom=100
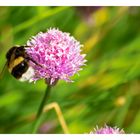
left=9, top=57, right=24, bottom=72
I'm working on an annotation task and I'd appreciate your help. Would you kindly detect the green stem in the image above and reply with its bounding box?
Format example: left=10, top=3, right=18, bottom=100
left=32, top=85, right=51, bottom=134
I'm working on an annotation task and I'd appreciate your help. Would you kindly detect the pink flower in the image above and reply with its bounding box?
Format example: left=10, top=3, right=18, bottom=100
left=90, top=125, right=125, bottom=134
left=26, top=28, right=86, bottom=85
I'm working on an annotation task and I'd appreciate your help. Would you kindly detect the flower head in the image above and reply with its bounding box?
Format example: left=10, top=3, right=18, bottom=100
left=26, top=28, right=86, bottom=85
left=90, top=125, right=125, bottom=134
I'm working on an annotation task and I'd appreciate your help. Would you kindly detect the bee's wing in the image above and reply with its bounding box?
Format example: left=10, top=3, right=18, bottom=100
left=0, top=62, right=7, bottom=79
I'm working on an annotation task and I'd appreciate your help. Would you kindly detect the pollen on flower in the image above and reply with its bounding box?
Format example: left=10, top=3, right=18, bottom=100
left=25, top=28, right=86, bottom=85
left=90, top=125, right=125, bottom=134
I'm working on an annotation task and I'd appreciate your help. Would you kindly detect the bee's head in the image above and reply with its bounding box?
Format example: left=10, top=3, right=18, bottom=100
left=6, top=46, right=25, bottom=60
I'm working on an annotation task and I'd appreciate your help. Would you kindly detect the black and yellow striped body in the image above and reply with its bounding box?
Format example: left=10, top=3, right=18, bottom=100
left=6, top=46, right=29, bottom=80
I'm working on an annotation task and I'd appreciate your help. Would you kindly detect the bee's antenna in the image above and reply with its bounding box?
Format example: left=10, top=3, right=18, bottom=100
left=0, top=61, right=7, bottom=80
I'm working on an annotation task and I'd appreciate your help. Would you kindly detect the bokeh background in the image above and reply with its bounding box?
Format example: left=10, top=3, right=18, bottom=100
left=0, top=6, right=140, bottom=134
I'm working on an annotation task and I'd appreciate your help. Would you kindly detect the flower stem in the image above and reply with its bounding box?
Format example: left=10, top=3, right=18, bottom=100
left=32, top=85, right=51, bottom=133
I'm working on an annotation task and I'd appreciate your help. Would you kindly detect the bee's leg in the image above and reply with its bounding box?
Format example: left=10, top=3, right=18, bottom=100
left=25, top=56, right=43, bottom=68
left=43, top=102, right=69, bottom=134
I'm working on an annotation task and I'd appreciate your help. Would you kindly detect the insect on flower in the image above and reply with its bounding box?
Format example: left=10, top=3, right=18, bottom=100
left=0, top=45, right=41, bottom=82
left=0, top=28, right=86, bottom=85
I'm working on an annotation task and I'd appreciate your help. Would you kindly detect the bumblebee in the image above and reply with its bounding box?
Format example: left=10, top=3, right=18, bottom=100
left=2, top=46, right=35, bottom=82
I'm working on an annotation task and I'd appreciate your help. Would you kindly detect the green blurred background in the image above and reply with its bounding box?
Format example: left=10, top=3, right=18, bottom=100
left=0, top=6, right=140, bottom=134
